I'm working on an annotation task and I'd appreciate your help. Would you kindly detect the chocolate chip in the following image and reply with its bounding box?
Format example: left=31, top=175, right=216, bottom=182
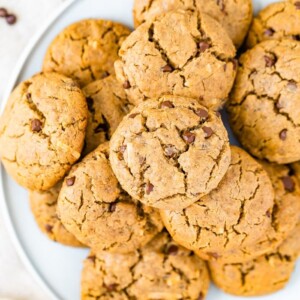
left=87, top=255, right=96, bottom=263
left=202, top=126, right=213, bottom=138
left=166, top=245, right=179, bottom=255
left=86, top=97, right=95, bottom=113
left=293, top=35, right=300, bottom=41
left=145, top=182, right=154, bottom=195
left=295, top=1, right=300, bottom=9
left=207, top=252, right=220, bottom=260
left=266, top=210, right=272, bottom=218
left=216, top=111, right=221, bottom=118
left=264, top=28, right=275, bottom=36
left=129, top=113, right=139, bottom=118
left=161, top=64, right=173, bottom=72
left=45, top=224, right=53, bottom=233
left=281, top=176, right=295, bottom=192
left=161, top=101, right=174, bottom=108
left=182, top=131, right=196, bottom=144
left=0, top=8, right=8, bottom=17
left=101, top=71, right=109, bottom=79
left=165, top=145, right=177, bottom=157
left=264, top=55, right=276, bottom=67
left=6, top=14, right=17, bottom=25
left=279, top=129, right=287, bottom=141
left=195, top=108, right=209, bottom=119
left=287, top=80, right=297, bottom=91
left=106, top=283, right=118, bottom=292
left=230, top=59, right=238, bottom=71
left=108, top=202, right=117, bottom=212
left=31, top=119, right=42, bottom=132
left=199, top=41, right=210, bottom=53
left=276, top=100, right=283, bottom=109
left=198, top=292, right=204, bottom=300
left=123, top=80, right=131, bottom=89
left=66, top=176, right=76, bottom=186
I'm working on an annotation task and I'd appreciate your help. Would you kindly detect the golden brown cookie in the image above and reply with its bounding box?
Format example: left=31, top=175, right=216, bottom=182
left=43, top=19, right=131, bottom=87
left=29, top=182, right=84, bottom=247
left=82, top=75, right=132, bottom=154
left=81, top=231, right=210, bottom=300
left=161, top=146, right=274, bottom=258
left=247, top=1, right=300, bottom=48
left=196, top=161, right=300, bottom=263
left=115, top=9, right=236, bottom=110
left=227, top=39, right=300, bottom=164
left=0, top=72, right=88, bottom=191
left=209, top=220, right=300, bottom=296
left=57, top=143, right=163, bottom=253
left=133, top=0, right=253, bottom=48
left=109, top=95, right=231, bottom=210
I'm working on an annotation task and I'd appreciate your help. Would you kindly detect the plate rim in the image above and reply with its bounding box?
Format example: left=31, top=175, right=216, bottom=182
left=0, top=1, right=76, bottom=299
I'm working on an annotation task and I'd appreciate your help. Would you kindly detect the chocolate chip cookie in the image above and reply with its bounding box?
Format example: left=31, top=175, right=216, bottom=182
left=209, top=220, right=300, bottom=296
left=161, top=146, right=274, bottom=258
left=247, top=1, right=300, bottom=48
left=43, top=19, right=131, bottom=87
left=115, top=9, right=236, bottom=110
left=196, top=160, right=300, bottom=263
left=109, top=96, right=231, bottom=210
left=29, top=182, right=84, bottom=247
left=0, top=72, right=88, bottom=191
left=57, top=143, right=163, bottom=253
left=82, top=75, right=133, bottom=154
left=227, top=39, right=300, bottom=164
left=133, top=0, right=253, bottom=48
left=81, top=231, right=210, bottom=300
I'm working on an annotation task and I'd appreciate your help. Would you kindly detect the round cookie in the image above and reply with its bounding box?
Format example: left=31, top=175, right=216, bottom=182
left=43, top=19, right=131, bottom=87
left=161, top=146, right=274, bottom=258
left=0, top=72, right=88, bottom=191
left=209, top=220, right=300, bottom=296
left=196, top=161, right=300, bottom=263
left=57, top=143, right=163, bottom=253
left=227, top=39, right=300, bottom=164
left=81, top=231, right=210, bottom=300
left=133, top=0, right=253, bottom=48
left=247, top=1, right=300, bottom=48
left=115, top=9, right=236, bottom=110
left=29, top=182, right=84, bottom=247
left=109, top=95, right=231, bottom=210
left=82, top=75, right=133, bottom=154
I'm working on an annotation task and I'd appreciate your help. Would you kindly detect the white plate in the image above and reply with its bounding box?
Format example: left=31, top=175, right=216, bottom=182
left=0, top=0, right=299, bottom=299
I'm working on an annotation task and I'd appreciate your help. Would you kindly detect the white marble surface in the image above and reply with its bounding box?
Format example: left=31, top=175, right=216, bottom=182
left=0, top=1, right=64, bottom=299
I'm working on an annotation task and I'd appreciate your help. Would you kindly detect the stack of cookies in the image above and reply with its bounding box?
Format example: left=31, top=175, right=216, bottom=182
left=1, top=0, right=300, bottom=299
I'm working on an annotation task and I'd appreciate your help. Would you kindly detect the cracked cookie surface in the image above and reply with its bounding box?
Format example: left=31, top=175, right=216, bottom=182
left=133, top=0, right=252, bottom=48
left=247, top=2, right=300, bottom=48
left=227, top=40, right=300, bottom=164
left=0, top=72, right=88, bottom=191
left=29, top=182, right=84, bottom=247
left=197, top=160, right=300, bottom=263
left=81, top=231, right=210, bottom=300
left=115, top=9, right=236, bottom=110
left=109, top=95, right=231, bottom=210
left=57, top=143, right=163, bottom=253
left=82, top=75, right=133, bottom=155
left=43, top=19, right=131, bottom=87
left=209, top=220, right=300, bottom=296
left=161, top=146, right=274, bottom=257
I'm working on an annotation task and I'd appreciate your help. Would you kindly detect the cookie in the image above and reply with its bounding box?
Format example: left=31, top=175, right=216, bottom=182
left=246, top=1, right=300, bottom=48
left=115, top=9, right=236, bottom=110
left=209, top=220, right=300, bottom=296
left=0, top=72, right=88, bottom=191
left=161, top=146, right=274, bottom=258
left=29, top=182, right=84, bottom=247
left=43, top=19, right=131, bottom=87
left=81, top=231, right=210, bottom=300
left=196, top=161, right=300, bottom=263
left=133, top=0, right=253, bottom=48
left=82, top=75, right=133, bottom=154
left=57, top=143, right=163, bottom=253
left=109, top=95, right=231, bottom=210
left=227, top=39, right=300, bottom=164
